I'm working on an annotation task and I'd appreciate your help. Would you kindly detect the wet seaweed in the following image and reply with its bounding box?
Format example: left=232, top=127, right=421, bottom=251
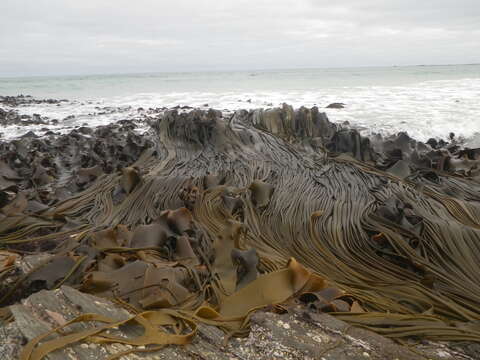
left=2, top=106, right=480, bottom=359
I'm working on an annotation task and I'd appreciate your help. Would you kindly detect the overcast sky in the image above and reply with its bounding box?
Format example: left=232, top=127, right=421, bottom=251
left=1, top=0, right=479, bottom=77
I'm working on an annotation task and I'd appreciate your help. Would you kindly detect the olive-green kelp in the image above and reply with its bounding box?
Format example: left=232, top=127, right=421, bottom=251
left=2, top=105, right=480, bottom=359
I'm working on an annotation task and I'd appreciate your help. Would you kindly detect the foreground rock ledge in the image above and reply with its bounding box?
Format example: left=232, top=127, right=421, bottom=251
left=0, top=286, right=473, bottom=360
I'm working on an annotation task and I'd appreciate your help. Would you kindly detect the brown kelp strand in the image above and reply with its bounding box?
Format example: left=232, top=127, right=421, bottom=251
left=2, top=105, right=480, bottom=358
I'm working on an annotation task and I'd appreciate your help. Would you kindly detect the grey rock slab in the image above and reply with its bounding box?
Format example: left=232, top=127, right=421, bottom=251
left=3, top=287, right=477, bottom=360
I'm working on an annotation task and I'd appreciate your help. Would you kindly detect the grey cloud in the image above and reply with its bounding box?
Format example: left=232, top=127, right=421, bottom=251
left=0, top=0, right=479, bottom=76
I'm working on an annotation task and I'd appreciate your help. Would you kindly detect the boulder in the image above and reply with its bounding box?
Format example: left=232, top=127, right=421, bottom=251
left=326, top=102, right=346, bottom=109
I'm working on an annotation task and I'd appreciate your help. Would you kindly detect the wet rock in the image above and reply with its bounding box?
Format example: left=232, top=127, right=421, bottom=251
left=0, top=109, right=49, bottom=127
left=0, top=95, right=67, bottom=107
left=1, top=286, right=471, bottom=360
left=77, top=126, right=93, bottom=135
left=20, top=131, right=38, bottom=138
left=326, top=102, right=346, bottom=109
left=426, top=138, right=438, bottom=149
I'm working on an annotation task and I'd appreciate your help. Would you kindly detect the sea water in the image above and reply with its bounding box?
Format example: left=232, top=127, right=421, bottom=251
left=1, top=64, right=479, bottom=143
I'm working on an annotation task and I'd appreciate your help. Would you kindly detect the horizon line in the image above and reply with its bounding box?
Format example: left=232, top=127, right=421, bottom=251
left=1, top=62, right=479, bottom=80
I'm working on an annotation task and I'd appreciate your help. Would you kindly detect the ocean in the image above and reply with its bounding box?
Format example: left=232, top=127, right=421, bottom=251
left=1, top=64, right=480, bottom=143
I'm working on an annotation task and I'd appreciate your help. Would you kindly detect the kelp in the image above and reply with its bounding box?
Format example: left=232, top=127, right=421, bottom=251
left=2, top=106, right=480, bottom=358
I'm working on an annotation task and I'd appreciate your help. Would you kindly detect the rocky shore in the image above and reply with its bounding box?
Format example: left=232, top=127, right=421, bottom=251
left=1, top=96, right=480, bottom=359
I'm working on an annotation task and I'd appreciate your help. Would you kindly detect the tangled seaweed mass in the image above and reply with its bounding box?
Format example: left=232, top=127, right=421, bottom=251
left=1, top=104, right=480, bottom=359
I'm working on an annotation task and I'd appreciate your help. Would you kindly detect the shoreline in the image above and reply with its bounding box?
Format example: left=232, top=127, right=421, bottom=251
left=1, top=94, right=475, bottom=143
left=1, top=95, right=479, bottom=200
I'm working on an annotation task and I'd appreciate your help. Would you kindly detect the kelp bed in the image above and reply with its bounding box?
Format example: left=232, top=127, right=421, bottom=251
left=1, top=105, right=480, bottom=359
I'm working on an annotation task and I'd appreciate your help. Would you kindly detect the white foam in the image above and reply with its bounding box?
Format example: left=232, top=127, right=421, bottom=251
left=2, top=77, right=479, bottom=143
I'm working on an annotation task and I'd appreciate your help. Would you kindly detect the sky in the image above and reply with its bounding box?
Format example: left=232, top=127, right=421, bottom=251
left=1, top=0, right=479, bottom=77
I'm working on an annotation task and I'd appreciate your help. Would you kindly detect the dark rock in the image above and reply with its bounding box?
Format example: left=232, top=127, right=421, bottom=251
left=77, top=126, right=93, bottom=135
left=20, top=131, right=38, bottom=138
left=326, top=102, right=346, bottom=109
left=0, top=95, right=67, bottom=107
left=426, top=138, right=438, bottom=149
